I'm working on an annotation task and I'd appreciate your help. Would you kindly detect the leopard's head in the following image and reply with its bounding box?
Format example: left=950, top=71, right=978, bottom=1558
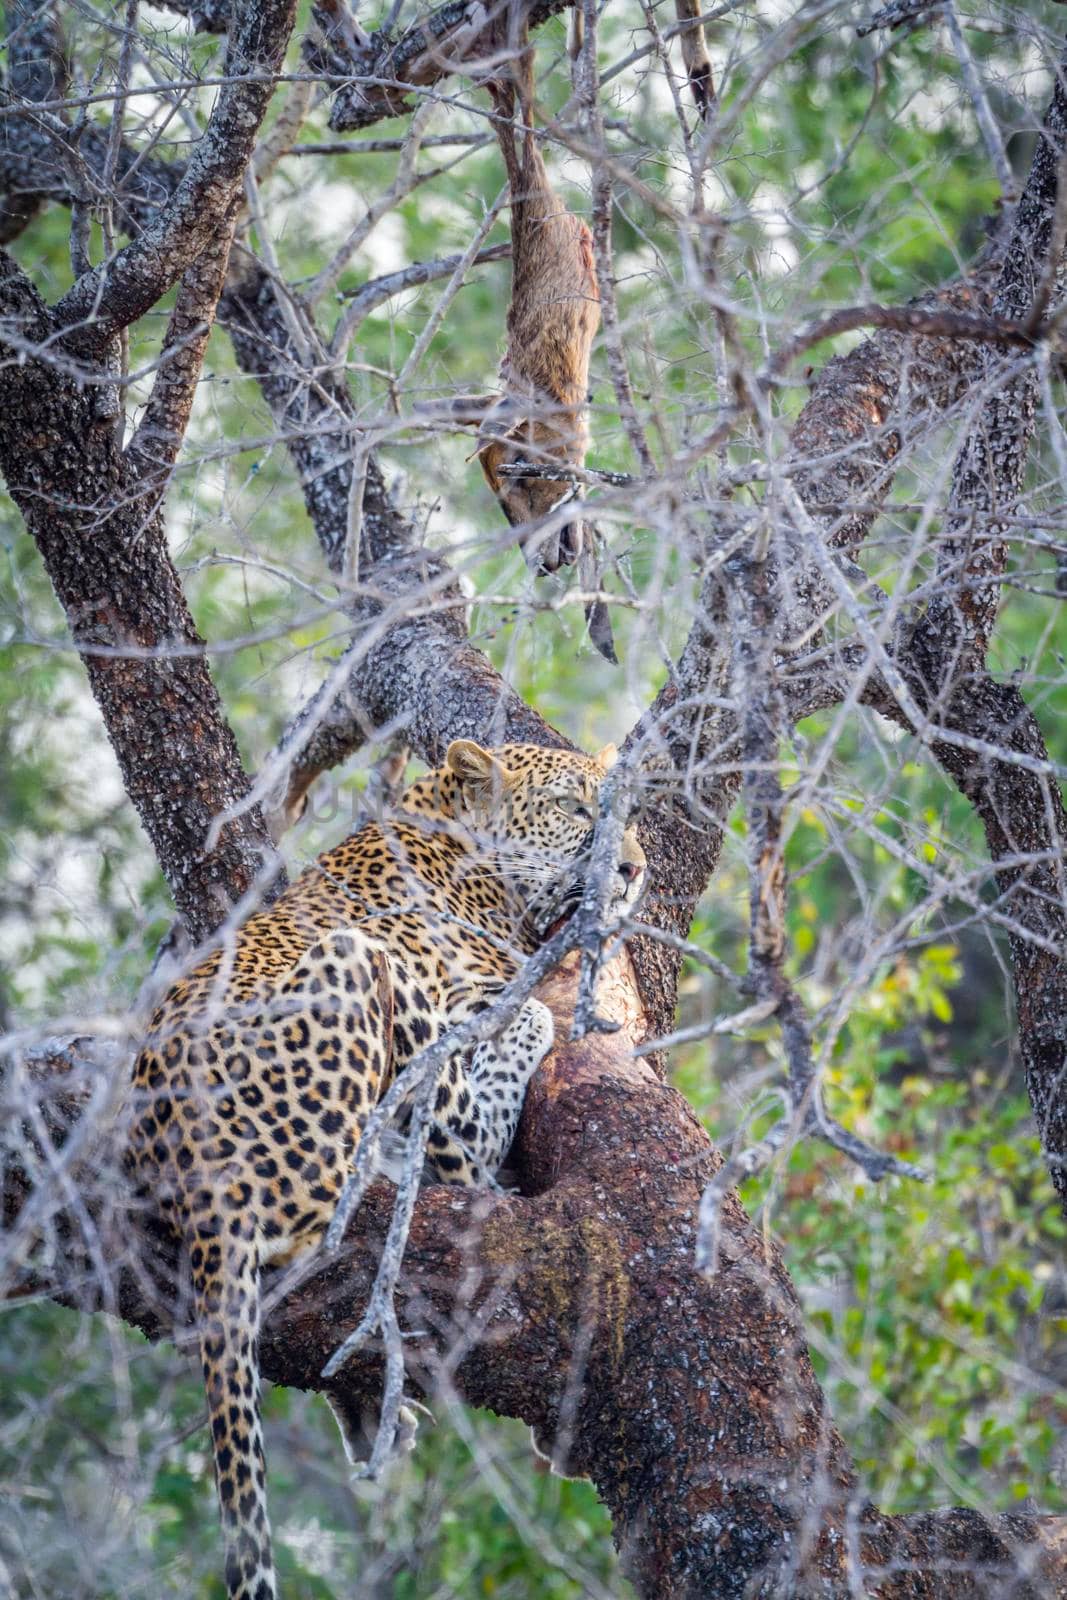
left=439, top=739, right=646, bottom=936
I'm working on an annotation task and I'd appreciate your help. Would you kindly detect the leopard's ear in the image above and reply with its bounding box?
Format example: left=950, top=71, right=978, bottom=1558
left=445, top=740, right=512, bottom=801
left=594, top=743, right=618, bottom=771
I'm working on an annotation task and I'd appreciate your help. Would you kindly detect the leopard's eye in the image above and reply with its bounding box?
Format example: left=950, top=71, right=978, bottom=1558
left=556, top=794, right=593, bottom=822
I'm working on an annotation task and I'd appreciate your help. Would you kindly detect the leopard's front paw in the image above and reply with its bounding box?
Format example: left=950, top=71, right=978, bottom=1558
left=518, top=997, right=554, bottom=1077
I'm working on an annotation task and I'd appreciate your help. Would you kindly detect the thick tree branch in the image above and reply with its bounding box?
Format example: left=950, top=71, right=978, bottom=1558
left=4, top=0, right=65, bottom=102
left=870, top=666, right=1067, bottom=1202
left=6, top=959, right=1067, bottom=1596
left=215, top=56, right=1067, bottom=1168
left=152, top=0, right=231, bottom=31
left=862, top=61, right=1067, bottom=1202
left=1, top=8, right=1065, bottom=1597
left=0, top=0, right=67, bottom=240
left=317, top=0, right=573, bottom=132
left=218, top=251, right=569, bottom=828
left=52, top=0, right=297, bottom=347
left=0, top=253, right=280, bottom=939
left=125, top=221, right=238, bottom=483
left=0, top=119, right=182, bottom=242
left=219, top=210, right=1022, bottom=1060
left=928, top=53, right=1067, bottom=655
left=622, top=269, right=1001, bottom=1042
left=221, top=251, right=412, bottom=572
left=758, top=57, right=1067, bottom=1206
left=617, top=44, right=1064, bottom=1047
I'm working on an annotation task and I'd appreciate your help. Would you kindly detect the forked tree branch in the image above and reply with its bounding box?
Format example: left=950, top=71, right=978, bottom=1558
left=0, top=250, right=282, bottom=939
left=0, top=0, right=68, bottom=240
left=126, top=222, right=239, bottom=484
left=860, top=59, right=1067, bottom=1201
left=52, top=0, right=298, bottom=347
left=317, top=0, right=574, bottom=132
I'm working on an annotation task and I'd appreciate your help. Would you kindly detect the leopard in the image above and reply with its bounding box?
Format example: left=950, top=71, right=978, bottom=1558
left=126, top=738, right=646, bottom=1600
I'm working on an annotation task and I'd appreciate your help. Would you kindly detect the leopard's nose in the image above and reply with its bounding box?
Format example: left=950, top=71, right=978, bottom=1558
left=617, top=860, right=641, bottom=886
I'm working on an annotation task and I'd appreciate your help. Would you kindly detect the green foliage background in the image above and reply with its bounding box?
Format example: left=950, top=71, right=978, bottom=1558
left=2, top=1, right=1067, bottom=1593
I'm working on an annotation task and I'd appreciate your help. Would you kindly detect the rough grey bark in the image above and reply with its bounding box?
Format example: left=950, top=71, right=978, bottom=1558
left=219, top=251, right=571, bottom=820
left=54, top=0, right=297, bottom=348
left=935, top=59, right=1067, bottom=650
left=313, top=0, right=576, bottom=132
left=0, top=0, right=303, bottom=938
left=877, top=666, right=1067, bottom=1201
left=154, top=0, right=231, bottom=31
left=867, top=60, right=1067, bottom=1203
left=0, top=254, right=280, bottom=940
left=221, top=253, right=413, bottom=574
left=0, top=117, right=182, bottom=244
left=0, top=0, right=66, bottom=240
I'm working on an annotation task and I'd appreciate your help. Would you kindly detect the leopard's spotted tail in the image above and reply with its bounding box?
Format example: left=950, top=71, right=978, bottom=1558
left=190, top=1220, right=276, bottom=1600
